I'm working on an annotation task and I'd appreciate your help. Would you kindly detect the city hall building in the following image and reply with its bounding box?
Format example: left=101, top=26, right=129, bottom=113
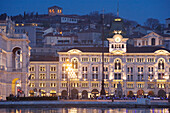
left=28, top=32, right=170, bottom=99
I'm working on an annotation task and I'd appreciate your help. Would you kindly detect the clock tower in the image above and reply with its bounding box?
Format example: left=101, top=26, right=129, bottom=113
left=107, top=31, right=128, bottom=54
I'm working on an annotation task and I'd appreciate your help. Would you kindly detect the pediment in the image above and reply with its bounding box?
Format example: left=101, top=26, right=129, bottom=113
left=154, top=49, right=169, bottom=55
left=143, top=32, right=161, bottom=39
left=67, top=49, right=82, bottom=54
left=111, top=50, right=125, bottom=54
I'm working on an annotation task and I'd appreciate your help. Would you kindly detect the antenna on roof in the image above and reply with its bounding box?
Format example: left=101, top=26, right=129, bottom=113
left=117, top=0, right=119, bottom=17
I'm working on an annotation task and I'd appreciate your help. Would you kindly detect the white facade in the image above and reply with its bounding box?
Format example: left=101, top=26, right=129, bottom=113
left=0, top=28, right=31, bottom=100
left=28, top=33, right=170, bottom=99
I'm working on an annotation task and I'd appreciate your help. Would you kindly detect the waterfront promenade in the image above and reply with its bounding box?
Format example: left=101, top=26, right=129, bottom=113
left=0, top=100, right=169, bottom=108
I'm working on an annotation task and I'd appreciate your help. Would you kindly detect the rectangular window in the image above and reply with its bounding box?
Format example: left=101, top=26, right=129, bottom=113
left=104, top=58, right=109, bottom=62
left=127, top=84, right=134, bottom=88
left=147, top=58, right=155, bottom=62
left=30, top=83, right=35, bottom=87
left=30, top=65, right=35, bottom=72
left=50, top=83, right=56, bottom=87
left=30, top=73, right=35, bottom=79
left=92, top=58, right=99, bottom=62
left=39, top=83, right=46, bottom=87
left=61, top=83, right=67, bottom=87
left=81, top=58, right=89, bottom=62
left=61, top=57, right=68, bottom=62
left=126, top=58, right=134, bottom=63
left=137, top=58, right=145, bottom=63
left=50, top=73, right=56, bottom=79
left=39, top=73, right=46, bottom=79
left=39, top=66, right=46, bottom=71
left=50, top=66, right=56, bottom=71
left=82, top=83, right=88, bottom=87
left=92, top=83, right=98, bottom=87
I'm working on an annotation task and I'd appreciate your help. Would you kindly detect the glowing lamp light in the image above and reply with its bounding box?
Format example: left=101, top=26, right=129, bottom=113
left=123, top=76, right=126, bottom=80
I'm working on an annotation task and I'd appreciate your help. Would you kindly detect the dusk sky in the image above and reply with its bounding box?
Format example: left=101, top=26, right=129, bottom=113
left=0, top=0, right=170, bottom=24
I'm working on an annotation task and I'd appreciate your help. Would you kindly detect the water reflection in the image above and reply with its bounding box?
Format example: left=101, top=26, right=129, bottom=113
left=0, top=108, right=169, bottom=113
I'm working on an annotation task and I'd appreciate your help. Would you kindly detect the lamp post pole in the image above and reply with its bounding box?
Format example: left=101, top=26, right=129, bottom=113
left=100, top=9, right=106, bottom=97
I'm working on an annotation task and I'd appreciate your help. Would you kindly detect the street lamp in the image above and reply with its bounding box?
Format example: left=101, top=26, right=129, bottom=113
left=63, top=59, right=77, bottom=99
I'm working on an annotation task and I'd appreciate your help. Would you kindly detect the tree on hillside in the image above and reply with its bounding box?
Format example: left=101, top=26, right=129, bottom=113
left=144, top=18, right=160, bottom=30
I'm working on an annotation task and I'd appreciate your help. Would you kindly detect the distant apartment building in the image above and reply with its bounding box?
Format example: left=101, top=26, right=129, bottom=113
left=77, top=30, right=101, bottom=45
left=15, top=23, right=44, bottom=47
left=48, top=6, right=63, bottom=16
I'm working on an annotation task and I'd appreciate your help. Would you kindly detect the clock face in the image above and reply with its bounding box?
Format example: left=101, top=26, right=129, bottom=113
left=115, top=37, right=121, bottom=42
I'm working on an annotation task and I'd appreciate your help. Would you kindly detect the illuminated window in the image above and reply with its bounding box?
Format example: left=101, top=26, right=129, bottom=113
left=71, top=83, right=79, bottom=87
left=72, top=58, right=78, bottom=69
left=30, top=73, right=35, bottom=79
left=39, top=66, right=46, bottom=71
left=137, top=84, right=144, bottom=88
left=52, top=9, right=55, bottom=13
left=50, top=83, right=56, bottom=87
left=104, top=58, right=109, bottom=62
left=50, top=66, right=56, bottom=71
left=81, top=58, right=89, bottom=62
left=82, top=83, right=88, bottom=87
left=49, top=9, right=52, bottom=13
left=92, top=83, right=98, bottom=87
left=137, top=58, right=145, bottom=63
left=114, top=59, right=121, bottom=70
left=158, top=59, right=164, bottom=69
left=39, top=73, right=46, bottom=79
left=104, top=83, right=109, bottom=88
left=92, top=58, right=99, bottom=62
left=61, top=57, right=68, bottom=62
left=39, top=83, right=46, bottom=87
left=61, top=83, right=67, bottom=87
left=50, top=73, right=56, bottom=79
left=147, top=58, right=155, bottom=62
left=126, top=58, right=134, bottom=63
left=127, top=84, right=134, bottom=88
left=30, top=83, right=35, bottom=87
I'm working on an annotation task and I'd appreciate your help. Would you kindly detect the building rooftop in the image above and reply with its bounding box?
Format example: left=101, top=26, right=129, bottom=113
left=48, top=6, right=62, bottom=9
left=59, top=45, right=170, bottom=53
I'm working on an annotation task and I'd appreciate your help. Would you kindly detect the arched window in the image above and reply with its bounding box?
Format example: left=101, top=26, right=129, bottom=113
left=158, top=59, right=164, bottom=69
left=151, top=38, right=155, bottom=45
left=111, top=44, right=114, bottom=48
left=12, top=47, right=22, bottom=69
left=72, top=58, right=78, bottom=69
left=115, top=59, right=121, bottom=70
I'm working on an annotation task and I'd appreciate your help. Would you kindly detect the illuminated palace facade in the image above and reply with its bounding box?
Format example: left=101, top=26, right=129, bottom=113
left=0, top=21, right=31, bottom=100
left=28, top=33, right=170, bottom=99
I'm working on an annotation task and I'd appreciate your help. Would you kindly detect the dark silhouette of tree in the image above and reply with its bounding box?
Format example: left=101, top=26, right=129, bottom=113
left=0, top=13, right=7, bottom=20
left=144, top=18, right=160, bottom=30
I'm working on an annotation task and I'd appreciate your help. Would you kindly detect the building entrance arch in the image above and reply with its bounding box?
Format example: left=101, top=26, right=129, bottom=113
left=158, top=89, right=166, bottom=97
left=61, top=90, right=68, bottom=99
left=82, top=90, right=88, bottom=99
left=71, top=89, right=78, bottom=99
